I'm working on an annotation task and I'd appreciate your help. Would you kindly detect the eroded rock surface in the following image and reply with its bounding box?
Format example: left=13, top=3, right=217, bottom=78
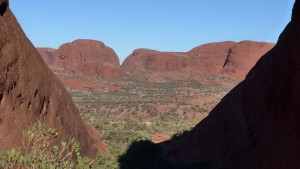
left=0, top=1, right=107, bottom=157
left=55, top=39, right=125, bottom=78
left=122, top=41, right=273, bottom=82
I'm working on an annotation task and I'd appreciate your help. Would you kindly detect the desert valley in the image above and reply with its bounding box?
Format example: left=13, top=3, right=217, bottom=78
left=35, top=39, right=274, bottom=167
left=0, top=0, right=299, bottom=169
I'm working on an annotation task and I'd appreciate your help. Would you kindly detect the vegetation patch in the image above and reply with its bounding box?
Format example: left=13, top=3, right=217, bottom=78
left=0, top=121, right=93, bottom=169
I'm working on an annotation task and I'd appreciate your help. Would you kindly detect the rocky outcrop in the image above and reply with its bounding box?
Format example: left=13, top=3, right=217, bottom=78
left=221, top=41, right=274, bottom=80
left=122, top=49, right=194, bottom=73
left=37, top=40, right=272, bottom=83
left=55, top=39, right=125, bottom=78
left=187, top=41, right=237, bottom=74
left=0, top=1, right=106, bottom=157
left=188, top=41, right=274, bottom=80
left=122, top=41, right=274, bottom=82
left=162, top=1, right=300, bottom=168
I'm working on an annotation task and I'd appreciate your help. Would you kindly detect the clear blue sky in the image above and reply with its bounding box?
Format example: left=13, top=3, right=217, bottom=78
left=10, top=0, right=294, bottom=63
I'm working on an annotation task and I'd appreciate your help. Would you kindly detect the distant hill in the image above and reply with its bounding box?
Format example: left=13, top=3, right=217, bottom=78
left=122, top=41, right=274, bottom=82
left=38, top=40, right=273, bottom=89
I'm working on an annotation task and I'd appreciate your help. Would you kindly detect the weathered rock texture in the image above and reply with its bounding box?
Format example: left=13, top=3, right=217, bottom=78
left=163, top=1, right=300, bottom=168
left=122, top=49, right=193, bottom=73
left=122, top=41, right=273, bottom=82
left=0, top=1, right=107, bottom=157
left=54, top=39, right=125, bottom=78
left=37, top=41, right=272, bottom=83
left=221, top=41, right=274, bottom=80
left=187, top=41, right=237, bottom=74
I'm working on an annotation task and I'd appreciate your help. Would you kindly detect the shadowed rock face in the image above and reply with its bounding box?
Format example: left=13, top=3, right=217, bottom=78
left=122, top=41, right=273, bottom=82
left=0, top=1, right=107, bottom=157
left=162, top=1, right=300, bottom=169
left=54, top=39, right=125, bottom=78
left=0, top=0, right=8, bottom=16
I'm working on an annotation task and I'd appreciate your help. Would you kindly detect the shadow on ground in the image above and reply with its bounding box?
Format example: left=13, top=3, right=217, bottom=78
left=118, top=140, right=208, bottom=169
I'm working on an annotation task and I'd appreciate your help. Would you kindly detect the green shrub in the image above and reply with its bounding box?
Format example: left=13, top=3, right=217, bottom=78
left=0, top=121, right=93, bottom=169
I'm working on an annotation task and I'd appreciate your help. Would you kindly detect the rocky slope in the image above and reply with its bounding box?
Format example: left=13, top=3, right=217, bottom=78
left=161, top=1, right=300, bottom=168
left=221, top=41, right=275, bottom=80
left=187, top=41, right=237, bottom=75
left=38, top=40, right=273, bottom=85
left=122, top=41, right=274, bottom=82
left=0, top=1, right=106, bottom=157
left=54, top=39, right=125, bottom=78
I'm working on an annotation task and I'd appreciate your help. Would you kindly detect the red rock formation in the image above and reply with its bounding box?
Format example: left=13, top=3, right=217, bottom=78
left=37, top=48, right=57, bottom=65
left=221, top=41, right=274, bottom=80
left=122, top=41, right=274, bottom=82
left=163, top=1, right=300, bottom=168
left=37, top=40, right=272, bottom=83
left=55, top=39, right=125, bottom=78
left=122, top=49, right=204, bottom=82
left=188, top=41, right=237, bottom=74
left=122, top=49, right=194, bottom=73
left=0, top=1, right=107, bottom=157
left=189, top=41, right=274, bottom=80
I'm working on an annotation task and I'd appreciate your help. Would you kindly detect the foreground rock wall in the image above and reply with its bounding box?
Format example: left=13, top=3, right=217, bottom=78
left=0, top=1, right=107, bottom=157
left=163, top=1, right=300, bottom=168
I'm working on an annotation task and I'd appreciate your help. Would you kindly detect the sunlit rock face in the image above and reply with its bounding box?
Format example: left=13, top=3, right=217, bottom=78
left=54, top=39, right=125, bottom=78
left=0, top=0, right=107, bottom=157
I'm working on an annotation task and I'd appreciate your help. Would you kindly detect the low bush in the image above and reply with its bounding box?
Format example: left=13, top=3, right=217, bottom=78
left=0, top=121, right=93, bottom=169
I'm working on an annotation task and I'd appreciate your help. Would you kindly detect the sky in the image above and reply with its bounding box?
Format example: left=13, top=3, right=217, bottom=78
left=10, top=0, right=294, bottom=63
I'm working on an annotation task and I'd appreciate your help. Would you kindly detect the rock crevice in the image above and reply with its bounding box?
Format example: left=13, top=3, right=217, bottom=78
left=0, top=0, right=8, bottom=16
